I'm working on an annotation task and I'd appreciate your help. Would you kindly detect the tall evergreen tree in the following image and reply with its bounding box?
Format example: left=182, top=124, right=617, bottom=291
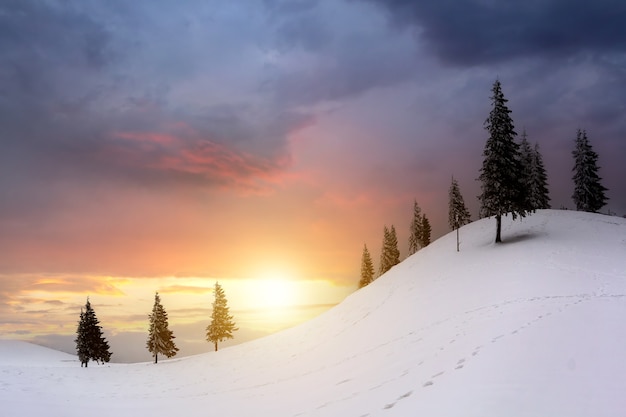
left=530, top=142, right=551, bottom=209
left=146, top=292, right=178, bottom=364
left=206, top=282, right=238, bottom=351
left=478, top=79, right=529, bottom=243
left=358, top=244, right=375, bottom=288
left=572, top=129, right=608, bottom=212
left=419, top=215, right=431, bottom=248
left=379, top=225, right=400, bottom=276
left=75, top=298, right=112, bottom=367
left=448, top=176, right=471, bottom=251
left=408, top=201, right=422, bottom=255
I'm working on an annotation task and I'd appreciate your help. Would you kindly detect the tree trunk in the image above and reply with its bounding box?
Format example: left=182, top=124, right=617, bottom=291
left=495, top=214, right=502, bottom=243
left=456, top=228, right=460, bottom=252
left=214, top=342, right=218, bottom=352
left=154, top=353, right=158, bottom=364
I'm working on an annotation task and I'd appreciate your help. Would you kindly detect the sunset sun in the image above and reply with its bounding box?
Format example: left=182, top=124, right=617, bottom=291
left=257, top=276, right=299, bottom=309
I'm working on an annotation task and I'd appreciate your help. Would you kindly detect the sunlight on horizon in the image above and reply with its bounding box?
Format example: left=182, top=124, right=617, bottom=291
left=3, top=274, right=354, bottom=343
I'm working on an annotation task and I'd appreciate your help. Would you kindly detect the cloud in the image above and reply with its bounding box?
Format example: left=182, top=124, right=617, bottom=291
left=363, top=0, right=626, bottom=66
left=0, top=0, right=313, bottom=197
left=264, top=0, right=419, bottom=105
left=159, top=285, right=214, bottom=295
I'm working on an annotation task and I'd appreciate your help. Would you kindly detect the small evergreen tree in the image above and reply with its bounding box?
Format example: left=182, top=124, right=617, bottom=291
left=478, top=79, right=529, bottom=243
left=530, top=142, right=551, bottom=209
left=206, top=282, right=238, bottom=351
left=448, top=176, right=471, bottom=251
left=75, top=298, right=112, bottom=367
left=389, top=225, right=400, bottom=268
left=519, top=130, right=535, bottom=211
left=408, top=201, right=422, bottom=255
left=520, top=130, right=551, bottom=210
left=358, top=244, right=375, bottom=288
left=572, top=129, right=608, bottom=212
left=146, top=292, right=178, bottom=364
left=419, top=215, right=431, bottom=248
left=379, top=225, right=400, bottom=276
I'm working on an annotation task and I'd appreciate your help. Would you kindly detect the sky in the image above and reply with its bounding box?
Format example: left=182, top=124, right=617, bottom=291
left=1, top=0, right=625, bottom=360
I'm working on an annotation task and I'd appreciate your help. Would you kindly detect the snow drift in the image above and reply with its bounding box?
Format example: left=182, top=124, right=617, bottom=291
left=2, top=210, right=626, bottom=416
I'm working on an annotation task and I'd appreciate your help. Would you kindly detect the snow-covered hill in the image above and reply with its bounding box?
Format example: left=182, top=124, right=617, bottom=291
left=2, top=210, right=625, bottom=416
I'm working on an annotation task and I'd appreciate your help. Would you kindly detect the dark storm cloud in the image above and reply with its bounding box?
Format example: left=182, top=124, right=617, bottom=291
left=263, top=0, right=418, bottom=105
left=0, top=0, right=306, bottom=198
left=363, top=0, right=626, bottom=66
left=359, top=0, right=626, bottom=214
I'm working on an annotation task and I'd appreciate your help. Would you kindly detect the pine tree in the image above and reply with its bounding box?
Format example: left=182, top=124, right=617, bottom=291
left=519, top=130, right=535, bottom=211
left=389, top=225, right=400, bottom=266
left=478, top=79, right=529, bottom=243
left=520, top=130, right=551, bottom=210
left=379, top=225, right=400, bottom=276
left=530, top=142, right=551, bottom=209
left=206, top=282, right=238, bottom=352
left=408, top=201, right=422, bottom=255
left=448, top=176, right=471, bottom=251
left=572, top=129, right=608, bottom=213
left=419, top=215, right=431, bottom=248
left=358, top=244, right=375, bottom=288
left=75, top=298, right=112, bottom=367
left=146, top=292, right=178, bottom=364
left=76, top=308, right=88, bottom=367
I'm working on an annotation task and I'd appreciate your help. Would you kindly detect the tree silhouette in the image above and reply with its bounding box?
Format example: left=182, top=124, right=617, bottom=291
left=572, top=129, right=608, bottom=212
left=448, top=176, right=471, bottom=251
left=75, top=298, right=112, bottom=367
left=478, top=79, right=529, bottom=243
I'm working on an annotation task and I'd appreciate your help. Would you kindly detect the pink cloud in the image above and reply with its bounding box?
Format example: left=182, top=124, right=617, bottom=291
left=109, top=125, right=290, bottom=190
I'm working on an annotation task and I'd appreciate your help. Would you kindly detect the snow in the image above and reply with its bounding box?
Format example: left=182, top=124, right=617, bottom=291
left=2, top=210, right=626, bottom=416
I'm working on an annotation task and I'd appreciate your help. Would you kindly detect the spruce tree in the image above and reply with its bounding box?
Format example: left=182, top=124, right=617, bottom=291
left=75, top=298, right=112, bottom=367
left=358, top=244, right=375, bottom=288
left=408, top=201, right=422, bottom=255
left=389, top=225, right=400, bottom=266
left=76, top=308, right=88, bottom=367
left=448, top=176, right=471, bottom=251
left=478, top=79, right=529, bottom=243
left=379, top=225, right=400, bottom=276
left=519, top=130, right=535, bottom=211
left=572, top=129, right=608, bottom=212
left=419, top=215, right=431, bottom=248
left=520, top=130, right=551, bottom=210
left=146, top=292, right=178, bottom=364
left=530, top=142, right=551, bottom=209
left=206, top=282, right=238, bottom=351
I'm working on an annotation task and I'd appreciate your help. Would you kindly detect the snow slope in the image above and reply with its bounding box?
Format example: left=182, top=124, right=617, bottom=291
left=2, top=210, right=625, bottom=417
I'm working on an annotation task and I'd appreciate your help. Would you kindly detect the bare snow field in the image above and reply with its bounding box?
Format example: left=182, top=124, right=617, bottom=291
left=2, top=210, right=626, bottom=416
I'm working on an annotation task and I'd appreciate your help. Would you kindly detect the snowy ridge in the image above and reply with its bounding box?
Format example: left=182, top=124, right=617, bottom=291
left=2, top=210, right=626, bottom=416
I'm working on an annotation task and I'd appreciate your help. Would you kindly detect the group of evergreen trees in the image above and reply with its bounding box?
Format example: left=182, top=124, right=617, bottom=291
left=359, top=78, right=609, bottom=286
left=479, top=79, right=607, bottom=242
left=75, top=282, right=238, bottom=366
left=478, top=79, right=552, bottom=243
left=359, top=202, right=432, bottom=288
